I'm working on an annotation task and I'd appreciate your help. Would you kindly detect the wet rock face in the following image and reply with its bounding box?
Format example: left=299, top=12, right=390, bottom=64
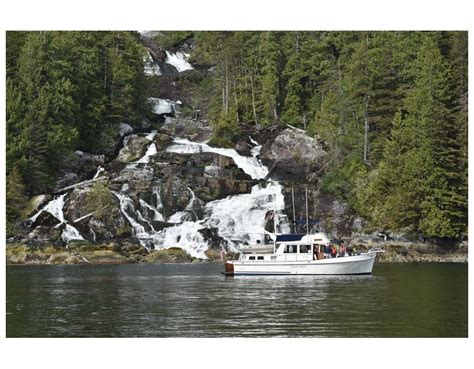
left=160, top=177, right=191, bottom=214
left=140, top=33, right=167, bottom=62
left=27, top=225, right=64, bottom=246
left=31, top=211, right=61, bottom=229
left=73, top=150, right=105, bottom=174
left=159, top=117, right=213, bottom=142
left=114, top=135, right=151, bottom=163
left=55, top=172, right=79, bottom=189
left=198, top=228, right=228, bottom=249
left=113, top=166, right=154, bottom=191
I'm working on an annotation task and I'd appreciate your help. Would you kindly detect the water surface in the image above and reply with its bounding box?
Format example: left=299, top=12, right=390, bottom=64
left=6, top=263, right=467, bottom=337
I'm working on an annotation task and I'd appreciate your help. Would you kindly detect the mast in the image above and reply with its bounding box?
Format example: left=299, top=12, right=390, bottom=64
left=305, top=187, right=309, bottom=235
left=273, top=209, right=277, bottom=254
left=291, top=186, right=296, bottom=233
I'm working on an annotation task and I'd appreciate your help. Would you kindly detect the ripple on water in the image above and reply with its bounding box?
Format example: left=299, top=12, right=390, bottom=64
left=6, top=263, right=468, bottom=337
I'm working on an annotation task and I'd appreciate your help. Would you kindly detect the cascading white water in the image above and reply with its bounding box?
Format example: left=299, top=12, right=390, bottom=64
left=148, top=98, right=181, bottom=115
left=113, top=136, right=289, bottom=258
left=62, top=224, right=85, bottom=243
left=143, top=51, right=162, bottom=76
left=164, top=50, right=193, bottom=72
left=112, top=191, right=147, bottom=238
left=167, top=138, right=269, bottom=180
left=145, top=182, right=288, bottom=258
left=249, top=136, right=262, bottom=157
left=136, top=143, right=157, bottom=164
left=93, top=166, right=104, bottom=179
left=126, top=131, right=157, bottom=168
left=29, top=194, right=85, bottom=243
left=167, top=187, right=203, bottom=224
left=30, top=194, right=66, bottom=224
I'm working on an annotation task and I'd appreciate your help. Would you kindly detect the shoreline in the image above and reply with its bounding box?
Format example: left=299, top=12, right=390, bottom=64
left=5, top=242, right=468, bottom=266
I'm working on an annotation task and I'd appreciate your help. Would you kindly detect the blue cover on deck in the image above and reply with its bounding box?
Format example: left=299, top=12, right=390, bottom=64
left=276, top=234, right=304, bottom=242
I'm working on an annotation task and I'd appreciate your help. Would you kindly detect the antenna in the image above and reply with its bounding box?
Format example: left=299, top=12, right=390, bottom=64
left=305, top=187, right=309, bottom=235
left=291, top=186, right=296, bottom=233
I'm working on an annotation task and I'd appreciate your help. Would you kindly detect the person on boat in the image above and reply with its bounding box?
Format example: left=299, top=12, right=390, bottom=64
left=347, top=244, right=353, bottom=256
left=331, top=245, right=337, bottom=258
left=324, top=244, right=331, bottom=258
left=339, top=244, right=346, bottom=257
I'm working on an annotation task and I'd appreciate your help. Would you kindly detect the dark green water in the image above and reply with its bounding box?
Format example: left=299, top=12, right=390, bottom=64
left=6, top=263, right=467, bottom=337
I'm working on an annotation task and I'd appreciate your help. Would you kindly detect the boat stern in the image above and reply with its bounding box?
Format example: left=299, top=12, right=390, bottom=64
left=222, top=261, right=235, bottom=275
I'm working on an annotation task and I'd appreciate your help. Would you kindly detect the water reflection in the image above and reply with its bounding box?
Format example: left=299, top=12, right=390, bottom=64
left=6, top=263, right=467, bottom=337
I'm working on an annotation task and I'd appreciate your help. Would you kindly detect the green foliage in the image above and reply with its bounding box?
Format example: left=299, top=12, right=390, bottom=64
left=208, top=109, right=242, bottom=148
left=84, top=180, right=115, bottom=221
left=6, top=167, right=28, bottom=236
left=6, top=31, right=147, bottom=195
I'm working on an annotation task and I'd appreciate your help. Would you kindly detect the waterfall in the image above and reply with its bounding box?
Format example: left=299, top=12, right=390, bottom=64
left=29, top=194, right=85, bottom=243
left=30, top=194, right=66, bottom=224
left=167, top=187, right=203, bottom=223
left=63, top=224, right=85, bottom=243
left=164, top=51, right=193, bottom=72
left=143, top=51, right=162, bottom=76
left=148, top=98, right=181, bottom=115
left=136, top=143, right=157, bottom=164
left=126, top=131, right=157, bottom=167
left=110, top=137, right=289, bottom=257
left=112, top=191, right=147, bottom=237
left=249, top=136, right=262, bottom=157
left=167, top=138, right=269, bottom=180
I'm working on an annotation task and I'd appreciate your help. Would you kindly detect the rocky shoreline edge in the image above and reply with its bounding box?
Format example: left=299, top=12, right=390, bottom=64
left=6, top=240, right=468, bottom=266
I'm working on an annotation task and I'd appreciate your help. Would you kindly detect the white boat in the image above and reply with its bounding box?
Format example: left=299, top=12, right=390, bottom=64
left=223, top=233, right=383, bottom=275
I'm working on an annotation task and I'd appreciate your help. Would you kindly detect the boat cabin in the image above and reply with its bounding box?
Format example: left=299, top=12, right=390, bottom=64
left=240, top=233, right=331, bottom=262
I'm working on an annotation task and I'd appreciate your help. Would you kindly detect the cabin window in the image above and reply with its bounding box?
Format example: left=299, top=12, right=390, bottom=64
left=299, top=245, right=311, bottom=253
left=257, top=256, right=264, bottom=260
left=284, top=245, right=297, bottom=253
left=249, top=256, right=255, bottom=260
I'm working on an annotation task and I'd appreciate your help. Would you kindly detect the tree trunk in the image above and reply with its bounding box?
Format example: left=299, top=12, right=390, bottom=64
left=225, top=53, right=229, bottom=115
left=364, top=95, right=369, bottom=164
left=250, top=69, right=258, bottom=125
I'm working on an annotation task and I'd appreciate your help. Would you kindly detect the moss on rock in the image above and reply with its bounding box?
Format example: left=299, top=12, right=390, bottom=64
left=142, top=247, right=194, bottom=263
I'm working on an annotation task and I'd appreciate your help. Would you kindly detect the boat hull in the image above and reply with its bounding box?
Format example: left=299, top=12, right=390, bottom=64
left=225, top=253, right=377, bottom=275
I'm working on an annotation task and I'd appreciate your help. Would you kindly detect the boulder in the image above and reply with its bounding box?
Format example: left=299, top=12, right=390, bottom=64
left=30, top=211, right=61, bottom=229
left=140, top=33, right=167, bottom=62
left=119, top=123, right=134, bottom=137
left=112, top=166, right=154, bottom=190
left=198, top=228, right=228, bottom=249
left=114, top=135, right=151, bottom=163
left=160, top=177, right=192, bottom=214
left=142, top=247, right=193, bottom=263
left=74, top=150, right=105, bottom=175
left=27, top=225, right=64, bottom=246
left=204, top=165, right=232, bottom=179
left=55, top=172, right=79, bottom=189
left=259, top=127, right=327, bottom=181
left=158, top=117, right=213, bottom=142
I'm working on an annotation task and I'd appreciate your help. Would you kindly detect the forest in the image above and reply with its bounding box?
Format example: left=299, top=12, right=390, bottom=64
left=6, top=31, right=468, bottom=240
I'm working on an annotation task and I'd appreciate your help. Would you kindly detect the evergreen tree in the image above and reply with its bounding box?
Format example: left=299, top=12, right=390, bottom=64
left=6, top=167, right=28, bottom=236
